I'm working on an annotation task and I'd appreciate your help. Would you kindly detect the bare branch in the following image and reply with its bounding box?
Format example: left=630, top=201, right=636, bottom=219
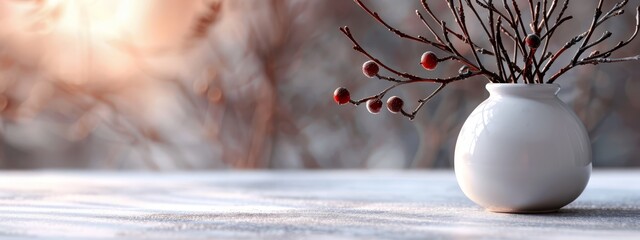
left=584, top=6, right=640, bottom=61
left=584, top=55, right=640, bottom=64
left=402, top=83, right=448, bottom=120
left=548, top=5, right=640, bottom=83
left=352, top=0, right=447, bottom=50
left=348, top=71, right=482, bottom=106
left=540, top=16, right=573, bottom=40
left=447, top=0, right=486, bottom=70
left=570, top=0, right=604, bottom=65
left=336, top=0, right=640, bottom=119
left=421, top=0, right=491, bottom=54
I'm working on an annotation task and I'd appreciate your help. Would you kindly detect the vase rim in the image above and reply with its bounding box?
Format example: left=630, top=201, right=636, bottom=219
left=485, top=83, right=560, bottom=87
left=486, top=83, right=560, bottom=96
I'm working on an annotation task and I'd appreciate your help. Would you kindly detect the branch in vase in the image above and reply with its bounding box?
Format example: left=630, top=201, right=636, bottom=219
left=529, top=0, right=541, bottom=34
left=334, top=0, right=640, bottom=120
left=352, top=0, right=448, bottom=50
left=446, top=0, right=486, bottom=71
left=476, top=0, right=516, bottom=27
left=340, top=26, right=422, bottom=81
left=421, top=0, right=494, bottom=55
left=583, top=6, right=640, bottom=61
left=548, top=5, right=639, bottom=83
left=512, top=0, right=529, bottom=41
left=597, top=0, right=629, bottom=27
left=584, top=55, right=640, bottom=64
left=494, top=17, right=510, bottom=82
left=347, top=70, right=481, bottom=106
left=540, top=16, right=572, bottom=40
left=463, top=0, right=508, bottom=83
left=570, top=0, right=604, bottom=65
left=401, top=83, right=447, bottom=120
left=496, top=18, right=517, bottom=82
left=538, top=0, right=551, bottom=71
left=540, top=34, right=585, bottom=77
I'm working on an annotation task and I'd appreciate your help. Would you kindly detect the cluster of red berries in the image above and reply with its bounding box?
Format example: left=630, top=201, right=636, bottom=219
left=334, top=51, right=440, bottom=115
left=333, top=87, right=404, bottom=114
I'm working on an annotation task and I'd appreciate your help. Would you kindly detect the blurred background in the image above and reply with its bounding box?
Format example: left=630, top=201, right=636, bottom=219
left=0, top=0, right=638, bottom=169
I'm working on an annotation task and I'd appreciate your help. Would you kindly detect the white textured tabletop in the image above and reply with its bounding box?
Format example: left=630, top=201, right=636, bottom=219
left=0, top=170, right=638, bottom=239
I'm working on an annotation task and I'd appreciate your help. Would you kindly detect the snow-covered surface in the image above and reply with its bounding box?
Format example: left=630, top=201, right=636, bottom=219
left=0, top=170, right=638, bottom=239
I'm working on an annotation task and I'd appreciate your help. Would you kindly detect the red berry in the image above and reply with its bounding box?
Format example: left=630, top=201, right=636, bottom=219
left=420, top=51, right=438, bottom=70
left=526, top=34, right=541, bottom=49
left=366, top=98, right=383, bottom=114
left=333, top=87, right=350, bottom=105
left=386, top=96, right=404, bottom=114
left=362, top=60, right=379, bottom=78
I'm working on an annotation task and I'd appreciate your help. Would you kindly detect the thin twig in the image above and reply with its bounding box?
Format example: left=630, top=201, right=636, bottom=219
left=348, top=71, right=482, bottom=106
left=422, top=0, right=493, bottom=56
left=402, top=83, right=448, bottom=120
left=548, top=5, right=640, bottom=83
left=353, top=0, right=448, bottom=50
left=570, top=0, right=605, bottom=65
left=447, top=0, right=486, bottom=70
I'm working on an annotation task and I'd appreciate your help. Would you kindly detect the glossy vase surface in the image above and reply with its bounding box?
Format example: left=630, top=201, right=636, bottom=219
left=454, top=83, right=592, bottom=213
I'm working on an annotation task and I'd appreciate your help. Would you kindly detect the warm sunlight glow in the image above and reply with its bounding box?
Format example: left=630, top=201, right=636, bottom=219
left=0, top=0, right=198, bottom=84
left=44, top=0, right=131, bottom=37
left=2, top=0, right=146, bottom=84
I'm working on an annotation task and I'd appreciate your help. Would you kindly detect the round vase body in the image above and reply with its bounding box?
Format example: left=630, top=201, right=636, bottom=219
left=454, top=83, right=591, bottom=213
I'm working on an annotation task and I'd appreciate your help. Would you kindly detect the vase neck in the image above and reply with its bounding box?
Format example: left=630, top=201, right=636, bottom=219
left=486, top=83, right=560, bottom=98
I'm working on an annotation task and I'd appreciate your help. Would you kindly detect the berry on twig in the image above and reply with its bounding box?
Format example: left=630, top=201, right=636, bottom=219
left=526, top=34, right=541, bottom=49
left=420, top=51, right=438, bottom=70
left=362, top=60, right=380, bottom=78
left=333, top=87, right=350, bottom=105
left=386, top=96, right=404, bottom=113
left=366, top=98, right=383, bottom=114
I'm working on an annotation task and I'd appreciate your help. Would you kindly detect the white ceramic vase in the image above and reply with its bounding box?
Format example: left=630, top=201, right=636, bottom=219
left=454, top=83, right=592, bottom=213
